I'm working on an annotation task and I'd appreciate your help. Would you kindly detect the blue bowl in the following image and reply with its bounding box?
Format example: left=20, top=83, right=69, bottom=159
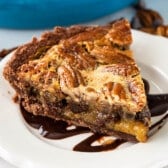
left=0, top=0, right=137, bottom=29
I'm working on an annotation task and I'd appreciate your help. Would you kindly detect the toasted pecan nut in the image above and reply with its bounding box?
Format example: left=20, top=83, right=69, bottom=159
left=58, top=65, right=84, bottom=88
left=102, top=64, right=139, bottom=77
left=156, top=25, right=168, bottom=37
left=103, top=82, right=126, bottom=100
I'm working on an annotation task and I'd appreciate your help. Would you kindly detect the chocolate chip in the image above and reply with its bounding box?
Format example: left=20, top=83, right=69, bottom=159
left=70, top=102, right=89, bottom=113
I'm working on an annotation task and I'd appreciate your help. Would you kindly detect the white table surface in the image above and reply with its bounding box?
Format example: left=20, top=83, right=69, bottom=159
left=0, top=0, right=168, bottom=167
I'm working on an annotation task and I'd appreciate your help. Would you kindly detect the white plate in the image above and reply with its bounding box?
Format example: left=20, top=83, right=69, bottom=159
left=0, top=30, right=168, bottom=168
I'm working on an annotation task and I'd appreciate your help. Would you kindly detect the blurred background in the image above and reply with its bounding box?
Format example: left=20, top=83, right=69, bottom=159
left=0, top=0, right=168, bottom=50
left=0, top=0, right=137, bottom=29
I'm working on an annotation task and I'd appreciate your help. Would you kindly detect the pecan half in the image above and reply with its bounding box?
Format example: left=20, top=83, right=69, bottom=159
left=156, top=25, right=168, bottom=37
left=103, top=82, right=126, bottom=100
left=102, top=64, right=139, bottom=77
left=57, top=65, right=84, bottom=88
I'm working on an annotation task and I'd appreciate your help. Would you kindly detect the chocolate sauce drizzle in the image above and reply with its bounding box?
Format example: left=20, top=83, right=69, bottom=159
left=21, top=104, right=90, bottom=139
left=19, top=79, right=168, bottom=152
left=143, top=79, right=168, bottom=137
left=143, top=78, right=168, bottom=117
left=21, top=104, right=129, bottom=152
left=73, top=134, right=126, bottom=152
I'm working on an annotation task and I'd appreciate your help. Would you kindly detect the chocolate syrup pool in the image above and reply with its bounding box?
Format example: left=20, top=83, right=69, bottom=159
left=20, top=79, right=168, bottom=152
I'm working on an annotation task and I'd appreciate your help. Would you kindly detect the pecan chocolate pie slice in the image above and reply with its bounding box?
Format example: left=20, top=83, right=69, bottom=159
left=3, top=19, right=150, bottom=142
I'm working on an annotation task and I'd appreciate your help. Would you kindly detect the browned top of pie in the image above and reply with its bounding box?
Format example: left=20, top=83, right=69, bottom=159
left=4, top=19, right=146, bottom=115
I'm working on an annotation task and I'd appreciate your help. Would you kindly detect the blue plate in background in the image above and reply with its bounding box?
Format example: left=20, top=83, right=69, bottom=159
left=0, top=0, right=137, bottom=29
